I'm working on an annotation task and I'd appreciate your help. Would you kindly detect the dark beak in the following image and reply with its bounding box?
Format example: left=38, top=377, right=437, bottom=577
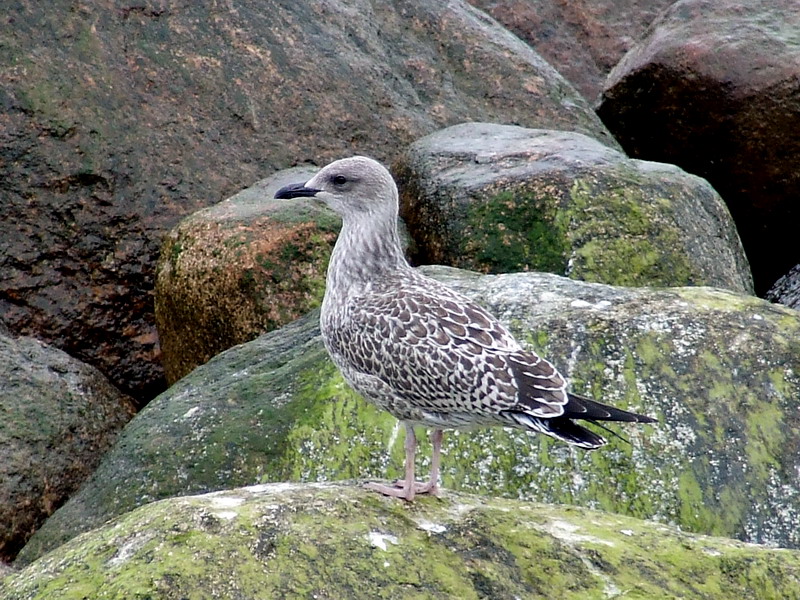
left=274, top=182, right=321, bottom=199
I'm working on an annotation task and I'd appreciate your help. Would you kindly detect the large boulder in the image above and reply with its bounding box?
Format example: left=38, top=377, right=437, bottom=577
left=154, top=166, right=338, bottom=384
left=5, top=483, right=800, bottom=600
left=17, top=267, right=800, bottom=564
left=157, top=120, right=757, bottom=383
left=0, top=333, right=135, bottom=562
left=0, top=0, right=615, bottom=403
left=395, top=123, right=753, bottom=293
left=597, top=0, right=800, bottom=295
left=468, top=0, right=675, bottom=102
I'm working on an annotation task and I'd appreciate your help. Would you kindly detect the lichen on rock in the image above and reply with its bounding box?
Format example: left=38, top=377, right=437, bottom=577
left=18, top=268, right=800, bottom=566
left=395, top=123, right=753, bottom=294
left=4, top=483, right=800, bottom=600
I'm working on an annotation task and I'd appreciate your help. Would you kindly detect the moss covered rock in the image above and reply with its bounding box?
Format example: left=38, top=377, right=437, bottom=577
left=155, top=166, right=339, bottom=383
left=395, top=122, right=753, bottom=294
left=2, top=0, right=618, bottom=403
left=4, top=483, right=800, bottom=600
left=0, top=334, right=135, bottom=562
left=17, top=268, right=800, bottom=564
left=596, top=0, right=800, bottom=295
left=467, top=0, right=676, bottom=102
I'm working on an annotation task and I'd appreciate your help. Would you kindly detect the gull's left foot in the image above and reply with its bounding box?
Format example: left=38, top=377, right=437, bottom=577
left=365, top=479, right=440, bottom=501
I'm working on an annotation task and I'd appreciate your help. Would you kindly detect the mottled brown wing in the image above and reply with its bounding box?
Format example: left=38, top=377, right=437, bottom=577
left=508, top=352, right=569, bottom=417
left=334, top=273, right=569, bottom=418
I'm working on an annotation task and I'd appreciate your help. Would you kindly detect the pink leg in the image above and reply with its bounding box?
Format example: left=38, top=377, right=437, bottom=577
left=365, top=426, right=444, bottom=501
left=365, top=422, right=418, bottom=501
left=414, top=429, right=443, bottom=496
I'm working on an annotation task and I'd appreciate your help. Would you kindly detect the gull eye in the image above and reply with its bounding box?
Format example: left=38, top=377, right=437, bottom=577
left=332, top=174, right=347, bottom=186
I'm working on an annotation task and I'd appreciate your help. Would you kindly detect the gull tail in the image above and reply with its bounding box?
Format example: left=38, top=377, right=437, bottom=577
left=563, top=392, right=657, bottom=423
left=503, top=393, right=656, bottom=450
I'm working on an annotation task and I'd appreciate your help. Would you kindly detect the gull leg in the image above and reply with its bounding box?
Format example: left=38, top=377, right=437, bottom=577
left=414, top=429, right=443, bottom=496
left=366, top=422, right=417, bottom=501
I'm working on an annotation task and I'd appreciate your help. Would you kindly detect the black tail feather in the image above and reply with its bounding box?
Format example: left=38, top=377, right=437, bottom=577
left=502, top=411, right=607, bottom=449
left=545, top=417, right=606, bottom=449
left=502, top=392, right=656, bottom=450
left=564, top=392, right=656, bottom=423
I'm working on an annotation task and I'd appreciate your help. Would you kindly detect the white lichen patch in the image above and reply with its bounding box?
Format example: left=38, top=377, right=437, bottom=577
left=181, top=406, right=201, bottom=420
left=367, top=531, right=398, bottom=551
left=240, top=481, right=333, bottom=496
left=242, top=483, right=279, bottom=494
left=539, top=291, right=561, bottom=303
left=212, top=511, right=238, bottom=521
left=106, top=531, right=155, bottom=568
left=415, top=519, right=447, bottom=534
left=570, top=299, right=592, bottom=309
left=539, top=520, right=615, bottom=547
left=446, top=502, right=479, bottom=521
left=570, top=299, right=612, bottom=310
left=601, top=579, right=622, bottom=599
left=269, top=391, right=293, bottom=408
left=210, top=496, right=246, bottom=509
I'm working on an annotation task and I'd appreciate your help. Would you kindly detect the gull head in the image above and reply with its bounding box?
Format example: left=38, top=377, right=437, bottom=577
left=274, top=156, right=398, bottom=220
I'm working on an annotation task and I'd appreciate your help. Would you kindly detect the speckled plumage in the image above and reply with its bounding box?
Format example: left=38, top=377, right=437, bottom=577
left=275, top=156, right=655, bottom=500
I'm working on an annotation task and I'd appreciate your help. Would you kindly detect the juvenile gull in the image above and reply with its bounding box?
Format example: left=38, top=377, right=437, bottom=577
left=275, top=156, right=656, bottom=501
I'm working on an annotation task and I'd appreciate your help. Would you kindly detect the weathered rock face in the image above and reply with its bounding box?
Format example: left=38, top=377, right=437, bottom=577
left=597, top=0, right=800, bottom=295
left=0, top=0, right=614, bottom=403
left=155, top=166, right=339, bottom=384
left=0, top=333, right=135, bottom=563
left=767, top=264, right=800, bottom=310
left=468, top=0, right=675, bottom=102
left=395, top=123, right=753, bottom=293
left=5, top=483, right=800, bottom=600
left=18, top=267, right=800, bottom=564
left=160, top=115, right=757, bottom=383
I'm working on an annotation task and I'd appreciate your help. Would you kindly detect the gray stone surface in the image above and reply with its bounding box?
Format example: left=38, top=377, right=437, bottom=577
left=598, top=0, right=800, bottom=295
left=0, top=334, right=134, bottom=562
left=395, top=123, right=753, bottom=294
left=468, top=0, right=674, bottom=102
left=17, top=267, right=800, bottom=564
left=1, top=0, right=614, bottom=403
left=767, top=264, right=800, bottom=310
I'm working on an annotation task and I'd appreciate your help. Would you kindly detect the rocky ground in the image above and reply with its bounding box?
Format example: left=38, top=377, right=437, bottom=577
left=2, top=0, right=800, bottom=595
left=16, top=266, right=800, bottom=569
left=5, top=483, right=800, bottom=600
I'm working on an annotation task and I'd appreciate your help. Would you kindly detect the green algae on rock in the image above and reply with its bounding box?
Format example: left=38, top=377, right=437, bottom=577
left=395, top=122, right=753, bottom=293
left=155, top=166, right=339, bottom=384
left=3, top=0, right=622, bottom=402
left=4, top=483, right=800, bottom=600
left=17, top=269, right=800, bottom=564
left=0, top=334, right=135, bottom=563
